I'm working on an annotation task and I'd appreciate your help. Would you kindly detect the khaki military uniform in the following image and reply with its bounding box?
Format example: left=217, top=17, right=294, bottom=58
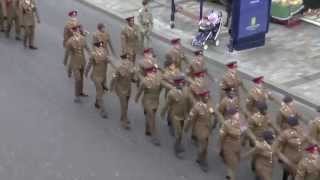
left=92, top=30, right=111, bottom=51
left=138, top=56, right=158, bottom=77
left=20, top=0, right=39, bottom=47
left=1, top=0, right=21, bottom=37
left=165, top=48, right=188, bottom=70
left=219, top=116, right=242, bottom=180
left=246, top=86, right=270, bottom=115
left=218, top=95, right=240, bottom=119
left=110, top=59, right=137, bottom=128
left=309, top=118, right=320, bottom=145
left=187, top=56, right=206, bottom=80
left=189, top=101, right=216, bottom=162
left=120, top=24, right=139, bottom=62
left=63, top=18, right=79, bottom=47
left=295, top=155, right=320, bottom=180
left=276, top=104, right=301, bottom=131
left=220, top=71, right=242, bottom=101
left=138, top=6, right=153, bottom=49
left=249, top=113, right=275, bottom=141
left=276, top=126, right=307, bottom=176
left=64, top=32, right=88, bottom=98
left=85, top=47, right=111, bottom=113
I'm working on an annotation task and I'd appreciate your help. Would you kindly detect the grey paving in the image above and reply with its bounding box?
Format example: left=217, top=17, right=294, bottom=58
left=0, top=0, right=318, bottom=180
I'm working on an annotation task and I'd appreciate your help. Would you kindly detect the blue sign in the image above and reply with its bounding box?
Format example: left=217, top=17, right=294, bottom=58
left=238, top=0, right=270, bottom=38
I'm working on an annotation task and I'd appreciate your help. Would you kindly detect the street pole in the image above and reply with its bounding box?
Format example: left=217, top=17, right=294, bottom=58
left=199, top=0, right=204, bottom=20
left=170, top=0, right=175, bottom=28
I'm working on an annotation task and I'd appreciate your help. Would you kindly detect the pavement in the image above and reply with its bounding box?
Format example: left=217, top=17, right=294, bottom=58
left=78, top=0, right=320, bottom=108
left=0, top=0, right=318, bottom=179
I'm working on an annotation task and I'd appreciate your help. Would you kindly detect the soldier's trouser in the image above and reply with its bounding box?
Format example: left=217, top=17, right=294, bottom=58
left=145, top=107, right=158, bottom=137
left=24, top=25, right=35, bottom=46
left=172, top=119, right=184, bottom=145
left=141, top=29, right=151, bottom=49
left=118, top=95, right=130, bottom=124
left=73, top=67, right=84, bottom=97
left=94, top=80, right=105, bottom=111
left=6, top=16, right=20, bottom=37
left=197, top=136, right=209, bottom=162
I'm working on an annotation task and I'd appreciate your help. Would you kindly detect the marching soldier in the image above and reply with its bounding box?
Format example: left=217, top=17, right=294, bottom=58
left=85, top=41, right=114, bottom=119
left=219, top=108, right=242, bottom=180
left=276, top=95, right=304, bottom=131
left=309, top=108, right=320, bottom=146
left=92, top=23, right=115, bottom=56
left=246, top=76, right=280, bottom=115
left=185, top=83, right=217, bottom=172
left=64, top=25, right=89, bottom=103
left=110, top=54, right=138, bottom=130
left=275, top=116, right=308, bottom=180
left=20, top=0, right=40, bottom=49
left=120, top=16, right=140, bottom=63
left=138, top=0, right=153, bottom=50
left=220, top=61, right=247, bottom=101
left=218, top=87, right=241, bottom=119
left=1, top=0, right=21, bottom=39
left=135, top=64, right=172, bottom=146
left=161, top=73, right=192, bottom=158
left=165, top=38, right=189, bottom=71
left=63, top=10, right=79, bottom=48
left=295, top=144, right=320, bottom=180
left=187, top=50, right=215, bottom=82
left=138, top=48, right=159, bottom=78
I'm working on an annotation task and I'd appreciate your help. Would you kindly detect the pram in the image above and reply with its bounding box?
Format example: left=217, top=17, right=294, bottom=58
left=191, top=10, right=223, bottom=50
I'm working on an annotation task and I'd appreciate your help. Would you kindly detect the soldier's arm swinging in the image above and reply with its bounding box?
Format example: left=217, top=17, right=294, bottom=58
left=63, top=45, right=71, bottom=66
left=160, top=95, right=172, bottom=120
left=135, top=83, right=144, bottom=103
left=84, top=57, right=94, bottom=78
left=107, top=39, right=116, bottom=57
left=120, top=30, right=127, bottom=55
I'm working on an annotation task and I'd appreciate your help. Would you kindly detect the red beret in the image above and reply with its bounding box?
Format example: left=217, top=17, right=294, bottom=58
left=197, top=90, right=210, bottom=97
left=143, top=48, right=153, bottom=54
left=68, top=10, right=78, bottom=17
left=192, top=71, right=205, bottom=77
left=305, top=144, right=319, bottom=153
left=194, top=50, right=203, bottom=56
left=145, top=67, right=157, bottom=74
left=226, top=61, right=237, bottom=69
left=253, top=76, right=264, bottom=84
left=171, top=38, right=181, bottom=45
left=126, top=16, right=134, bottom=22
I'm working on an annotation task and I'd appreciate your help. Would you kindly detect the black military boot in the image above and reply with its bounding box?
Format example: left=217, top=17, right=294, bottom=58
left=196, top=159, right=208, bottom=172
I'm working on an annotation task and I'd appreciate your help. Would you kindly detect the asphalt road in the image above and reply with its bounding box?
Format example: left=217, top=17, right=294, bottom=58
left=0, top=0, right=317, bottom=180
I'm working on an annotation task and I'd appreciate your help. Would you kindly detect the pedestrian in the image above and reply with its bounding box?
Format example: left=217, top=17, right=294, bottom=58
left=121, top=16, right=140, bottom=63
left=138, top=0, right=153, bottom=50
left=161, top=73, right=192, bottom=159
left=85, top=41, right=114, bottom=119
left=92, top=23, right=115, bottom=56
left=295, top=144, right=320, bottom=180
left=63, top=10, right=79, bottom=48
left=185, top=82, right=217, bottom=172
left=134, top=63, right=172, bottom=146
left=246, top=76, right=280, bottom=115
left=110, top=54, right=138, bottom=130
left=276, top=95, right=304, bottom=131
left=20, top=0, right=40, bottom=49
left=219, top=107, right=242, bottom=180
left=220, top=61, right=247, bottom=101
left=309, top=108, right=320, bottom=146
left=275, top=116, right=308, bottom=180
left=64, top=25, right=89, bottom=103
left=1, top=0, right=21, bottom=39
left=218, top=87, right=241, bottom=119
left=165, top=38, right=189, bottom=71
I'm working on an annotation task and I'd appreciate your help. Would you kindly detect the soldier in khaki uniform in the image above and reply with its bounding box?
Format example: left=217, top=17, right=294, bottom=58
left=110, top=54, right=137, bottom=130
left=218, top=87, right=241, bottom=119
left=309, top=109, right=320, bottom=146
left=185, top=84, right=217, bottom=172
left=219, top=108, right=242, bottom=180
left=165, top=38, right=189, bottom=71
left=135, top=65, right=172, bottom=146
left=92, top=23, right=115, bottom=55
left=20, top=0, right=40, bottom=49
left=246, top=76, right=280, bottom=115
left=276, top=96, right=304, bottom=131
left=120, top=16, right=140, bottom=63
left=63, top=10, right=79, bottom=48
left=295, top=144, right=320, bottom=180
left=64, top=26, right=89, bottom=103
left=275, top=116, right=308, bottom=180
left=1, top=0, right=21, bottom=39
left=138, top=48, right=159, bottom=78
left=138, top=0, right=153, bottom=50
left=85, top=41, right=114, bottom=119
left=161, top=74, right=192, bottom=158
left=220, top=61, right=247, bottom=101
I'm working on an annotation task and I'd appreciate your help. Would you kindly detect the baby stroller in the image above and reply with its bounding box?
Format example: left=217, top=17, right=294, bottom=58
left=191, top=10, right=223, bottom=50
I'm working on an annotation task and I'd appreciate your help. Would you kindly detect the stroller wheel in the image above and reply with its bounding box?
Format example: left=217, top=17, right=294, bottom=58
left=215, top=40, right=220, bottom=46
left=203, top=44, right=209, bottom=50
